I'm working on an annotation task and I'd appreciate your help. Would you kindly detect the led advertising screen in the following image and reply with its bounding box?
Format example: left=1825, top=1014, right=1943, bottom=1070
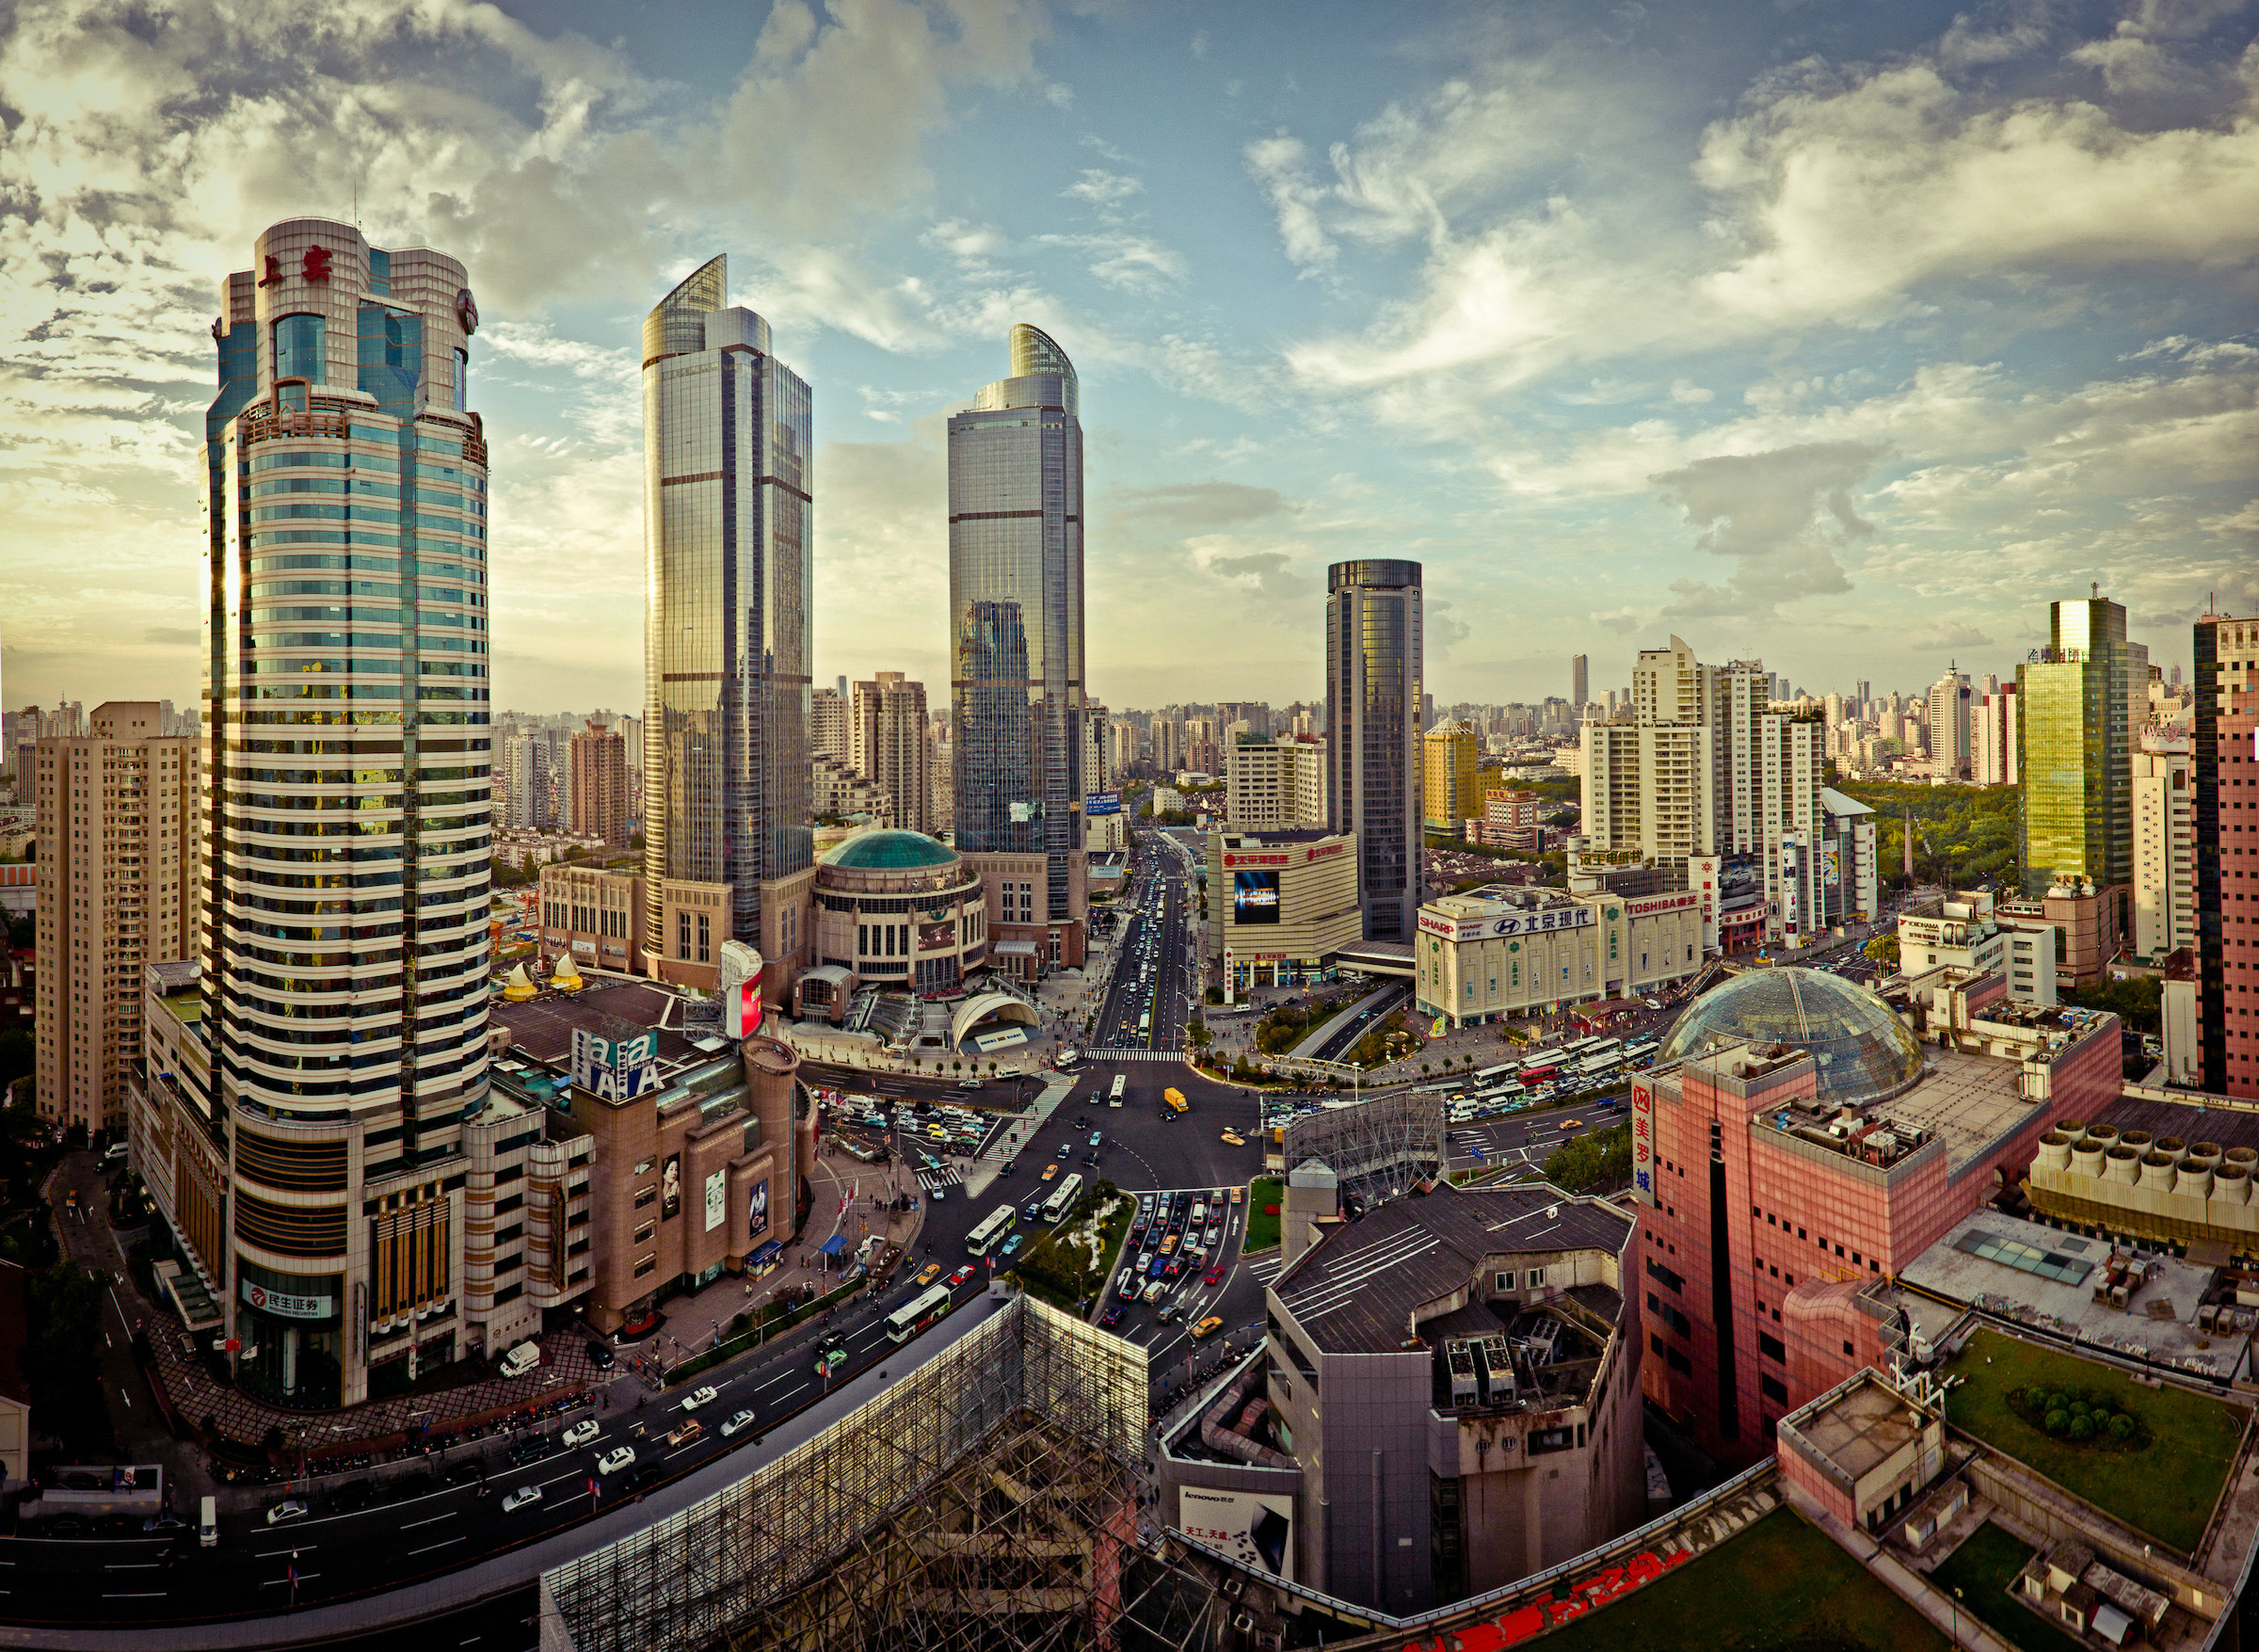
left=918, top=920, right=956, bottom=952
left=1232, top=869, right=1281, bottom=925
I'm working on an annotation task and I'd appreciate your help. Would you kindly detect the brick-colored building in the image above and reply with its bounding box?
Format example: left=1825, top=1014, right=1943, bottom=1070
left=2196, top=609, right=2257, bottom=1097
left=1633, top=966, right=2122, bottom=1467
left=33, top=701, right=197, bottom=1135
left=568, top=720, right=631, bottom=850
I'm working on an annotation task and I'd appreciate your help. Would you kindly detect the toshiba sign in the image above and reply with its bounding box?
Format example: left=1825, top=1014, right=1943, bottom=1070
left=1624, top=892, right=1699, bottom=919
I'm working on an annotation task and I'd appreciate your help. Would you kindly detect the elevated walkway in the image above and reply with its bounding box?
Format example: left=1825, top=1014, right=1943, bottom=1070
left=1329, top=938, right=1416, bottom=978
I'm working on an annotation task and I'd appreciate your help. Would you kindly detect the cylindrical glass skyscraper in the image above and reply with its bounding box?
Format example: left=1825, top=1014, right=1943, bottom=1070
left=1327, top=559, right=1423, bottom=942
left=639, top=257, right=814, bottom=989
left=947, top=326, right=1087, bottom=967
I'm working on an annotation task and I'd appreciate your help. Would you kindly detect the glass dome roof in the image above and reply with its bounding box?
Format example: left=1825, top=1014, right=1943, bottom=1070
left=1657, top=966, right=1925, bottom=1111
left=820, top=829, right=959, bottom=870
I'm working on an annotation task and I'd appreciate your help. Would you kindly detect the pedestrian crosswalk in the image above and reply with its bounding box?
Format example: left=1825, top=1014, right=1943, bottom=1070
left=915, top=1164, right=963, bottom=1193
left=1083, top=1047, right=1179, bottom=1063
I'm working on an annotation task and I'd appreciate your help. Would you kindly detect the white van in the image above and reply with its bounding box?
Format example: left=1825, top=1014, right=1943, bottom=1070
left=199, top=1494, right=217, bottom=1548
left=498, top=1341, right=541, bottom=1380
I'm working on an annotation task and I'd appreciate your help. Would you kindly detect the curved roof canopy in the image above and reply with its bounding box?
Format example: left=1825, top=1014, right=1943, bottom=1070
left=821, top=829, right=960, bottom=871
left=952, top=992, right=1040, bottom=1049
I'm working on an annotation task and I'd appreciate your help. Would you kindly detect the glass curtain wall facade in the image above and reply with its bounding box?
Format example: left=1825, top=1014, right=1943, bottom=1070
left=2017, top=596, right=2148, bottom=896
left=640, top=257, right=814, bottom=969
left=1327, top=560, right=1423, bottom=941
left=202, top=219, right=493, bottom=1407
left=948, top=325, right=1086, bottom=923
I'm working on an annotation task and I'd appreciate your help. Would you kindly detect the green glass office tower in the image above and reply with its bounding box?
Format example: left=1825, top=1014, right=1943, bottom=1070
left=2017, top=596, right=2148, bottom=896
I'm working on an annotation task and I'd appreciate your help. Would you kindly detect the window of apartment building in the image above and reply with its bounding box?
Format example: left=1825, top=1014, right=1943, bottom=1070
left=677, top=911, right=691, bottom=959
left=1526, top=1267, right=1546, bottom=1289
left=1760, top=1373, right=1787, bottom=1404
left=697, top=912, right=710, bottom=963
left=1758, top=1331, right=1786, bottom=1364
left=633, top=1253, right=657, bottom=1278
left=633, top=1218, right=656, bottom=1244
left=633, top=1184, right=657, bottom=1210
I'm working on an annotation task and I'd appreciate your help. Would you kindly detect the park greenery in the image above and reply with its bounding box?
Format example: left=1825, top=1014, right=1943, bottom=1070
left=1834, top=779, right=2021, bottom=890
left=2068, top=974, right=2163, bottom=1035
left=28, top=1260, right=111, bottom=1453
left=1543, top=1122, right=1634, bottom=1195
left=1007, top=1179, right=1128, bottom=1310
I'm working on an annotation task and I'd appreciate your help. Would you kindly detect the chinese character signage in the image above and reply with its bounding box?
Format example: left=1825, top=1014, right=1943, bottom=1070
left=1630, top=1082, right=1657, bottom=1206
left=704, top=1168, right=727, bottom=1232
left=1178, top=1487, right=1293, bottom=1580
left=1085, top=791, right=1121, bottom=816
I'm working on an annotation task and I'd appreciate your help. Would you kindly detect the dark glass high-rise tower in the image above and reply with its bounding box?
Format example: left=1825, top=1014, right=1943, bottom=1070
left=948, top=326, right=1086, bottom=938
left=639, top=257, right=813, bottom=985
left=1327, top=560, right=1423, bottom=941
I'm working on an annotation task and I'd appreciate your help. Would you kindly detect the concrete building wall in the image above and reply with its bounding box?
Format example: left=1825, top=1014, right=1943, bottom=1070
left=33, top=703, right=198, bottom=1135
left=2130, top=744, right=2194, bottom=964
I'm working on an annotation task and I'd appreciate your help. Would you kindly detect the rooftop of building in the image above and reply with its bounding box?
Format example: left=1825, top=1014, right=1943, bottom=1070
left=1659, top=967, right=1927, bottom=1111
left=1900, top=1208, right=2248, bottom=1382
left=489, top=977, right=718, bottom=1077
left=1272, top=1181, right=1631, bottom=1357
left=819, top=827, right=958, bottom=870
left=2083, top=1086, right=2259, bottom=1157
left=1776, top=1371, right=1932, bottom=1495
left=1723, top=1035, right=2049, bottom=1177
left=1211, top=827, right=1341, bottom=846
left=1427, top=883, right=1584, bottom=914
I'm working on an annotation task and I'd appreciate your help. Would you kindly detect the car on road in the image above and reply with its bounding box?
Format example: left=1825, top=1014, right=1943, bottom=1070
left=721, top=1408, right=760, bottom=1438
left=597, top=1446, right=637, bottom=1475
left=957, top=1078, right=985, bottom=1090
left=1562, top=1119, right=1583, bottom=1130
left=1159, top=1232, right=1178, bottom=1255
left=1000, top=1232, right=1025, bottom=1258
left=1154, top=1302, right=1186, bottom=1324
left=1040, top=1163, right=1059, bottom=1181
left=1205, top=1220, right=1223, bottom=1246
left=946, top=1264, right=976, bottom=1288
left=1162, top=1257, right=1184, bottom=1279
left=1219, top=1131, right=1245, bottom=1147
left=1191, top=1316, right=1225, bottom=1340
left=563, top=1419, right=601, bottom=1448
left=1141, top=1278, right=1167, bottom=1303
left=141, top=1511, right=187, bottom=1532
left=667, top=1417, right=705, bottom=1448
left=503, top=1485, right=543, bottom=1515
left=1087, top=1131, right=1102, bottom=1147
left=265, top=1499, right=310, bottom=1526
left=1204, top=1262, right=1225, bottom=1286
left=1099, top=1302, right=1126, bottom=1328
left=683, top=1385, right=721, bottom=1412
left=1117, top=1269, right=1141, bottom=1299
left=1146, top=1252, right=1166, bottom=1278
left=914, top=1262, right=943, bottom=1287
left=1645, top=998, right=1662, bottom=1010
left=1230, top=1185, right=1244, bottom=1205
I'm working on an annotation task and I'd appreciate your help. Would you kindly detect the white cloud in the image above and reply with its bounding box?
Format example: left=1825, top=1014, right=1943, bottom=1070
left=1063, top=168, right=1145, bottom=205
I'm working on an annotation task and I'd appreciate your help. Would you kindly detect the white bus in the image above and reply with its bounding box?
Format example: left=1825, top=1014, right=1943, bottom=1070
left=1624, top=1039, right=1659, bottom=1065
left=885, top=1285, right=953, bottom=1343
left=967, top=1204, right=1017, bottom=1258
left=1041, top=1171, right=1085, bottom=1226
left=1577, top=1050, right=1625, bottom=1077
left=1108, top=1075, right=1127, bottom=1108
left=1473, top=1062, right=1518, bottom=1086
left=1557, top=1035, right=1608, bottom=1060
left=1138, top=1012, right=1152, bottom=1038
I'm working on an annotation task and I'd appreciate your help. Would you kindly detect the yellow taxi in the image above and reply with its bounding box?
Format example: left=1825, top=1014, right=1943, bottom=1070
left=1190, top=1316, right=1225, bottom=1340
left=914, top=1262, right=943, bottom=1289
left=1219, top=1131, right=1245, bottom=1147
left=1229, top=1185, right=1245, bottom=1206
left=1040, top=1163, right=1059, bottom=1181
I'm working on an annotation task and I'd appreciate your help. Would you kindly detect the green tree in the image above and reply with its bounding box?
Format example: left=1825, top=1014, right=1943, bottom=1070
left=2068, top=975, right=2162, bottom=1035
left=1540, top=1123, right=1634, bottom=1194
left=26, top=1260, right=110, bottom=1452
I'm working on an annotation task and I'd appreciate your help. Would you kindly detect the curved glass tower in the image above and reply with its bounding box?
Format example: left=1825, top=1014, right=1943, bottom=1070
left=639, top=257, right=814, bottom=986
left=200, top=218, right=496, bottom=1406
left=948, top=325, right=1086, bottom=956
left=1327, top=559, right=1423, bottom=941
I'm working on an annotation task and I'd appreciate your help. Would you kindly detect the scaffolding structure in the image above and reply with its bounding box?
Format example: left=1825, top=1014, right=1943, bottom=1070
left=1280, top=1091, right=1447, bottom=1209
left=538, top=1294, right=1222, bottom=1652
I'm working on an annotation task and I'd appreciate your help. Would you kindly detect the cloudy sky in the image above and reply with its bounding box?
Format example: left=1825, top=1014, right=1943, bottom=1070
left=2, top=0, right=2253, bottom=717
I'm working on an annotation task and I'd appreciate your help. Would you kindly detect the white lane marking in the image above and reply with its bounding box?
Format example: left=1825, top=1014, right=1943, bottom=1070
left=407, top=1537, right=463, bottom=1557
left=399, top=1511, right=455, bottom=1530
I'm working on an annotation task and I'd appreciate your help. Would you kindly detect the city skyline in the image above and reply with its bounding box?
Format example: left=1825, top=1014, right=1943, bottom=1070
left=2, top=1, right=2254, bottom=714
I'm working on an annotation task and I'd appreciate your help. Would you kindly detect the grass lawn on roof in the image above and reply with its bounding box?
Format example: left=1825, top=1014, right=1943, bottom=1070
left=1927, top=1522, right=2091, bottom=1652
left=1940, top=1327, right=2248, bottom=1554
left=1538, top=1507, right=1948, bottom=1652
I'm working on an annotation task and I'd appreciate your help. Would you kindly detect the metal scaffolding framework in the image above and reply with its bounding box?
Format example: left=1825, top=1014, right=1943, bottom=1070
left=538, top=1294, right=1226, bottom=1652
left=1279, top=1090, right=1447, bottom=1209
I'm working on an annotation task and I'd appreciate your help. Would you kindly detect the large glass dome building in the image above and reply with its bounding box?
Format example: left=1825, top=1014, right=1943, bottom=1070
left=1656, top=967, right=1926, bottom=1111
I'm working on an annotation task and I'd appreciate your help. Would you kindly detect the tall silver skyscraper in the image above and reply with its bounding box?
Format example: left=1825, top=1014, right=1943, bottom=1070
left=1572, top=652, right=1589, bottom=707
left=1327, top=560, right=1423, bottom=941
left=187, top=218, right=510, bottom=1408
left=948, top=325, right=1088, bottom=965
left=640, top=257, right=814, bottom=990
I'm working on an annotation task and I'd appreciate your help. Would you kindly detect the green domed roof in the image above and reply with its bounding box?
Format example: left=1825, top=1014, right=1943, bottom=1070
left=1658, top=966, right=1925, bottom=1111
left=821, top=829, right=958, bottom=870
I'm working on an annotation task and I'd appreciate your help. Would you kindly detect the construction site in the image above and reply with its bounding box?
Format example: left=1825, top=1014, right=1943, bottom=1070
left=537, top=1293, right=1239, bottom=1652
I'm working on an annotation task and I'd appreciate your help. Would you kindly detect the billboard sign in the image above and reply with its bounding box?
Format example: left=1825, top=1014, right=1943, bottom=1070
left=1630, top=1081, right=1657, bottom=1205
left=1623, top=891, right=1699, bottom=919
left=1085, top=791, right=1121, bottom=816
left=1179, top=1487, right=1294, bottom=1580
left=1232, top=870, right=1281, bottom=925
left=747, top=1177, right=770, bottom=1240
left=704, top=1168, right=727, bottom=1232
left=569, top=1027, right=661, bottom=1101
left=661, top=1152, right=682, bottom=1222
left=918, top=920, right=956, bottom=952
left=719, top=939, right=764, bottom=1039
left=241, top=1279, right=334, bottom=1320
left=1417, top=905, right=1594, bottom=943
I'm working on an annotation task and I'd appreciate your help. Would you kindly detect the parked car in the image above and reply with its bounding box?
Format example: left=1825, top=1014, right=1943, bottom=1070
left=585, top=1340, right=616, bottom=1371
